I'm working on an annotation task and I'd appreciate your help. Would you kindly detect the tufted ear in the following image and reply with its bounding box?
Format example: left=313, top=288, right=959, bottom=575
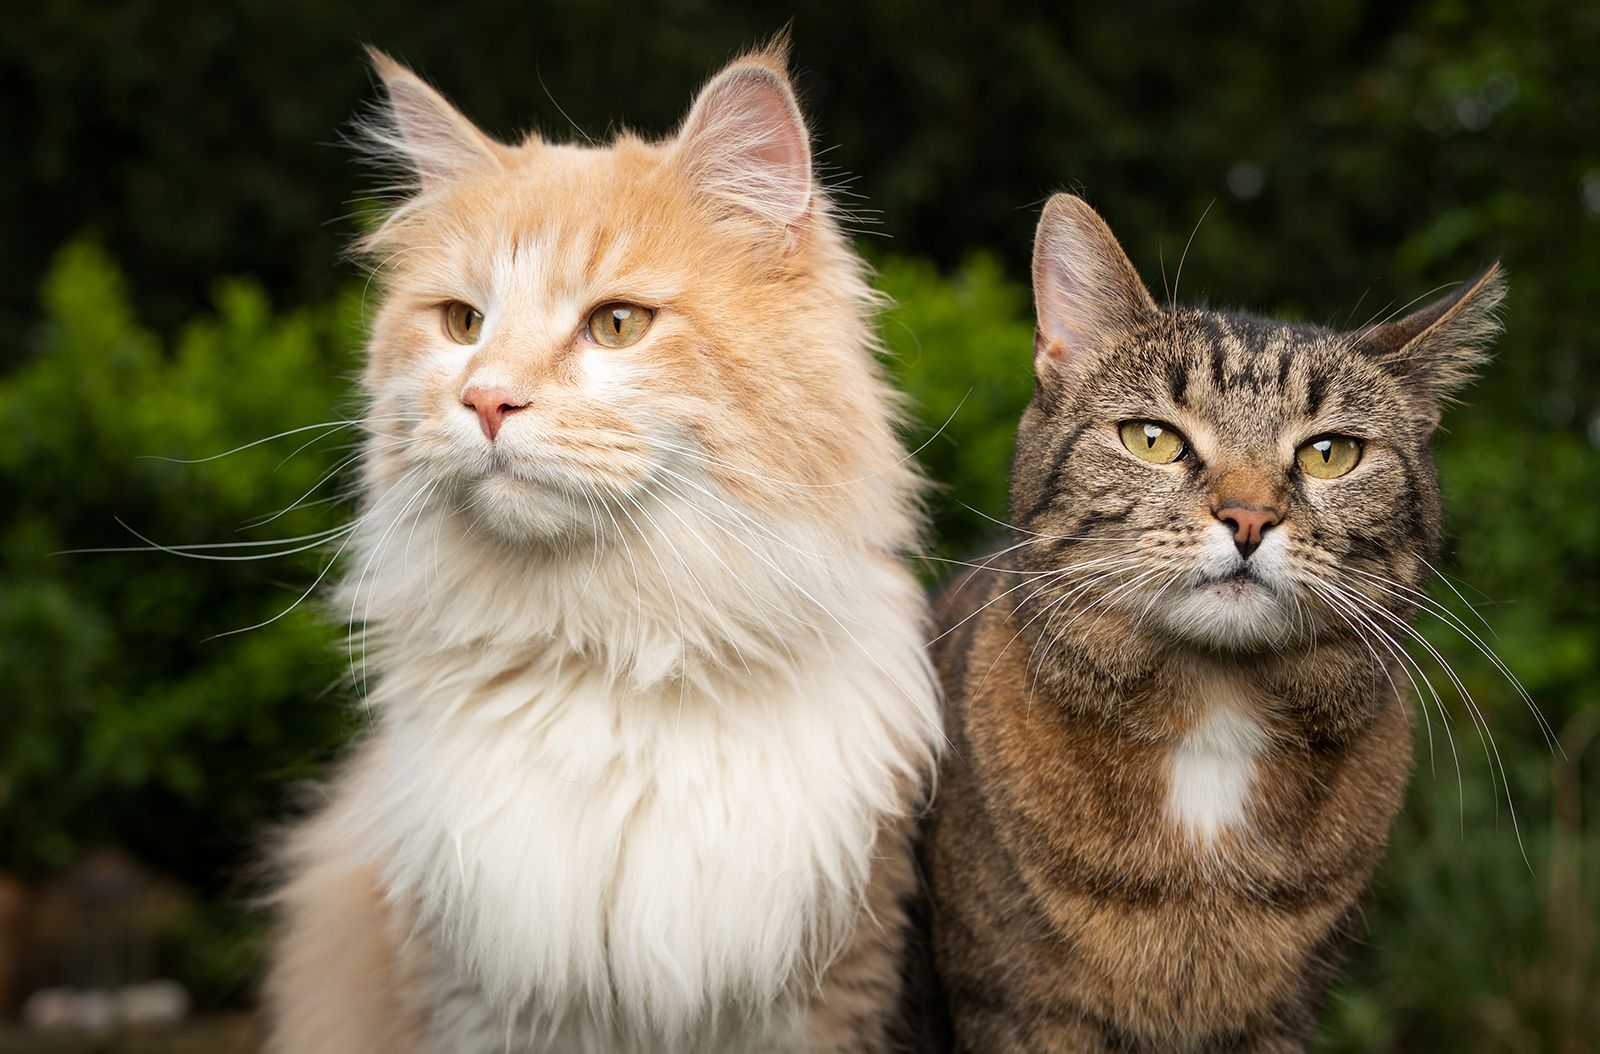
left=364, top=47, right=504, bottom=186
left=1355, top=262, right=1505, bottom=417
left=674, top=43, right=813, bottom=248
left=1031, top=194, right=1158, bottom=386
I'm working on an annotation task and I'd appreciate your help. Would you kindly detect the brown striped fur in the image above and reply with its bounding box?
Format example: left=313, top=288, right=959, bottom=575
left=920, top=195, right=1504, bottom=1052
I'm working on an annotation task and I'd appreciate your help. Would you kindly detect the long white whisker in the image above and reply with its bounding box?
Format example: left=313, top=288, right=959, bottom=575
left=1339, top=564, right=1557, bottom=754
left=1327, top=580, right=1527, bottom=865
left=345, top=469, right=436, bottom=694
left=1306, top=578, right=1463, bottom=811
left=135, top=413, right=422, bottom=465
left=926, top=554, right=1143, bottom=647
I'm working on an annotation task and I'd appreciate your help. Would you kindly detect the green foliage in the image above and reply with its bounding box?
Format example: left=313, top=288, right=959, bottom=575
left=2, top=0, right=1598, bottom=1043
left=876, top=253, right=1035, bottom=560
left=0, top=244, right=362, bottom=884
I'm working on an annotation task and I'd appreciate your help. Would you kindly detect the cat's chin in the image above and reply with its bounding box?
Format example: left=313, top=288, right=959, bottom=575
left=460, top=472, right=601, bottom=544
left=1156, top=577, right=1297, bottom=652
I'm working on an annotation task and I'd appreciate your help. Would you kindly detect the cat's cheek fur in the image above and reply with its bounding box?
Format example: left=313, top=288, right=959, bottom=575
left=576, top=344, right=639, bottom=396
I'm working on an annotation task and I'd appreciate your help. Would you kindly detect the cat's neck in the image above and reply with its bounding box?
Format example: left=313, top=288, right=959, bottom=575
left=336, top=475, right=923, bottom=700
left=1015, top=601, right=1384, bottom=747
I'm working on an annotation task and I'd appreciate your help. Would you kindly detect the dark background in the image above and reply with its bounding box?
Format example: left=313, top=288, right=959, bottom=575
left=2, top=1, right=1596, bottom=1050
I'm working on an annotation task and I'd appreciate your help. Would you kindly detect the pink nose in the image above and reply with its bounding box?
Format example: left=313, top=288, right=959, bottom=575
left=1214, top=502, right=1281, bottom=559
left=461, top=386, right=530, bottom=441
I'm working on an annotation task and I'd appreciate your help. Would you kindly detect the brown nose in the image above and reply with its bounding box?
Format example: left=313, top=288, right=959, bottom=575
left=1214, top=502, right=1281, bottom=558
left=461, top=386, right=530, bottom=441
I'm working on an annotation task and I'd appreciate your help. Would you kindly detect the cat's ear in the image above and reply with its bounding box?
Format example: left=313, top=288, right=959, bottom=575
left=1355, top=262, right=1505, bottom=416
left=364, top=48, right=503, bottom=185
left=1031, top=194, right=1158, bottom=385
left=674, top=44, right=813, bottom=248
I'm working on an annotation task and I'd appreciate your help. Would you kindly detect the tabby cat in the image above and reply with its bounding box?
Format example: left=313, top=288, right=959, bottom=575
left=264, top=43, right=942, bottom=1054
left=922, top=193, right=1503, bottom=1052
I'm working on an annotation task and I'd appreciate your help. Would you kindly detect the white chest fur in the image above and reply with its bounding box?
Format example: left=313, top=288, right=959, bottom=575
left=1165, top=678, right=1269, bottom=843
left=353, top=634, right=930, bottom=1053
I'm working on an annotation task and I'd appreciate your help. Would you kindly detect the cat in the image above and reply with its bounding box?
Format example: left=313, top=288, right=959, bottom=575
left=920, top=193, right=1503, bottom=1053
left=263, top=41, right=943, bottom=1054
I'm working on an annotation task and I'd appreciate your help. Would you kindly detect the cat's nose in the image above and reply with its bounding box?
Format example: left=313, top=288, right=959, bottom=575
left=1214, top=502, right=1281, bottom=559
left=461, top=386, right=530, bottom=441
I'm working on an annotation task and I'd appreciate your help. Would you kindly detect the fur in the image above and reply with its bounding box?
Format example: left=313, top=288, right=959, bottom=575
left=919, top=194, right=1503, bottom=1052
left=265, top=41, right=941, bottom=1054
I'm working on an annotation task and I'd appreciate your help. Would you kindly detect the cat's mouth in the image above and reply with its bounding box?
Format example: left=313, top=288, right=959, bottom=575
left=1198, top=566, right=1275, bottom=595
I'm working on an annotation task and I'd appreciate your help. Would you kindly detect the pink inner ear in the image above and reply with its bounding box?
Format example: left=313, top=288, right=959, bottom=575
left=736, top=82, right=808, bottom=179
left=1029, top=197, right=1158, bottom=374
left=1033, top=251, right=1096, bottom=360
left=679, top=67, right=813, bottom=231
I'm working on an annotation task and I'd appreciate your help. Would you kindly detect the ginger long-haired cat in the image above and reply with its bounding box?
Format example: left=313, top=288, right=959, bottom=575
left=264, top=42, right=942, bottom=1054
left=921, top=194, right=1503, bottom=1052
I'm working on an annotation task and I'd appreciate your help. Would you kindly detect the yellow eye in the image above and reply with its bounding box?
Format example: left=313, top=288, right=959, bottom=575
left=443, top=301, right=483, bottom=345
left=587, top=302, right=654, bottom=349
left=1296, top=435, right=1363, bottom=479
left=1118, top=421, right=1187, bottom=465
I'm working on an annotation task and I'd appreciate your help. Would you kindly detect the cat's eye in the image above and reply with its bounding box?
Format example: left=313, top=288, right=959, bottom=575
left=1118, top=421, right=1187, bottom=465
left=1296, top=435, right=1363, bottom=479
left=443, top=301, right=484, bottom=345
left=587, top=302, right=654, bottom=349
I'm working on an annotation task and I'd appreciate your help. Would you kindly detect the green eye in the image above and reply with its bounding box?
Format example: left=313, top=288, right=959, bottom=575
left=1296, top=435, right=1363, bottom=479
left=1119, top=421, right=1187, bottom=465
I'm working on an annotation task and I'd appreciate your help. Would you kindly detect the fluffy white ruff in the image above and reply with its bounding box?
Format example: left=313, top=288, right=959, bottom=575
left=327, top=476, right=940, bottom=1052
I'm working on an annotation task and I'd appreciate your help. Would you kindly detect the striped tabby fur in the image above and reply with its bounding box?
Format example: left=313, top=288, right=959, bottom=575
left=919, top=194, right=1504, bottom=1053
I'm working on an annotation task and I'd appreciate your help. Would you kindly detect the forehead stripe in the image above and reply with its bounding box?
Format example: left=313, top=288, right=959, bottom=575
left=1210, top=343, right=1228, bottom=390
left=1167, top=359, right=1189, bottom=406
left=1306, top=369, right=1329, bottom=416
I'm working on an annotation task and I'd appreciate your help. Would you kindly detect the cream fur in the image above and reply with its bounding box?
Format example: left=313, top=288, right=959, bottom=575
left=267, top=43, right=940, bottom=1054
left=317, top=500, right=936, bottom=1052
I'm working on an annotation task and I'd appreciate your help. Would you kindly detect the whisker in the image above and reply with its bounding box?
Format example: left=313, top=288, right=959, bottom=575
left=1302, top=576, right=1457, bottom=798
left=243, top=436, right=414, bottom=531
left=953, top=500, right=1145, bottom=544
left=926, top=554, right=1143, bottom=647
left=1325, top=579, right=1528, bottom=866
left=1339, top=564, right=1558, bottom=754
left=348, top=472, right=439, bottom=696
left=134, top=412, right=422, bottom=465
left=60, top=518, right=355, bottom=562
left=970, top=561, right=1147, bottom=700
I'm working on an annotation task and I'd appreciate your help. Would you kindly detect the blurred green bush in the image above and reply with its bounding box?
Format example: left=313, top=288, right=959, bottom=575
left=2, top=242, right=1594, bottom=1046
left=0, top=244, right=361, bottom=906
